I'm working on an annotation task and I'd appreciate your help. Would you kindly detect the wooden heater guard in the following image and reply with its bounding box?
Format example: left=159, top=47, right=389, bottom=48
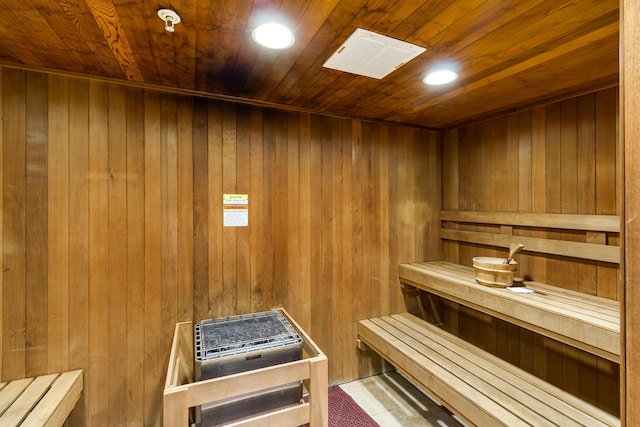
left=163, top=308, right=328, bottom=426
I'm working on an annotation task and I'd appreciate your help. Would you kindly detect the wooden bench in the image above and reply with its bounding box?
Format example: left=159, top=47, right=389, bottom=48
left=0, top=369, right=83, bottom=426
left=358, top=313, right=619, bottom=427
left=400, top=261, right=620, bottom=362
left=357, top=210, right=621, bottom=425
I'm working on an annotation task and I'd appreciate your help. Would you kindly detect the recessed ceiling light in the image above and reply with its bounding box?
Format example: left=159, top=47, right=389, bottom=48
left=423, top=70, right=458, bottom=85
left=252, top=23, right=295, bottom=49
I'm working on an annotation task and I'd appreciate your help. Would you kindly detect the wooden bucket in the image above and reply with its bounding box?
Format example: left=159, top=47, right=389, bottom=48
left=472, top=257, right=517, bottom=287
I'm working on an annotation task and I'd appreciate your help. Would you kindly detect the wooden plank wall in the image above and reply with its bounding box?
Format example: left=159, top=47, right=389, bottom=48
left=441, top=86, right=620, bottom=415
left=0, top=66, right=441, bottom=426
left=622, top=0, right=639, bottom=424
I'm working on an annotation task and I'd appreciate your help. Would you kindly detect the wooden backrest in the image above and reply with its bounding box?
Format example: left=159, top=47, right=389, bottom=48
left=440, top=210, right=620, bottom=264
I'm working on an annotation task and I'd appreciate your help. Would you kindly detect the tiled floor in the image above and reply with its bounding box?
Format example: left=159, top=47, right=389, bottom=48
left=340, top=371, right=466, bottom=427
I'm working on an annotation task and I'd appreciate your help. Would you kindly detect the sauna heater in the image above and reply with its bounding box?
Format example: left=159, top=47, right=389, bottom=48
left=194, top=310, right=303, bottom=426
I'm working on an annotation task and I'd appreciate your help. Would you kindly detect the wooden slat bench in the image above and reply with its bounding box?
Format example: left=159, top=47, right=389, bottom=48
left=399, top=261, right=620, bottom=362
left=358, top=313, right=619, bottom=427
left=0, top=369, right=83, bottom=426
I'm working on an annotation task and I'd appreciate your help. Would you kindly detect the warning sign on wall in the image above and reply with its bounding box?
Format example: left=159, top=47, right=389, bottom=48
left=223, top=194, right=249, bottom=227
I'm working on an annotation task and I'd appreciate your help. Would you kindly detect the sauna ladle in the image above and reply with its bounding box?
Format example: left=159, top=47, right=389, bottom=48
left=504, top=243, right=525, bottom=264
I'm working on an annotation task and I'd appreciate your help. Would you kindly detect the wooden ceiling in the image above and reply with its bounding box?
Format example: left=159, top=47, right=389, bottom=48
left=1, top=0, right=619, bottom=128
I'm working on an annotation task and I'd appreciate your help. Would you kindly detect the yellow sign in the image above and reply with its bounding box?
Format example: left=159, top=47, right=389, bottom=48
left=223, top=194, right=248, bottom=226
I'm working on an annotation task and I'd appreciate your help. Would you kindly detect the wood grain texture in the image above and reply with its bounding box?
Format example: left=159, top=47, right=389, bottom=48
left=84, top=0, right=143, bottom=82
left=87, top=79, right=109, bottom=424
left=441, top=87, right=620, bottom=415
left=0, top=1, right=619, bottom=128
left=400, top=262, right=620, bottom=362
left=47, top=74, right=70, bottom=376
left=143, top=90, right=163, bottom=427
left=0, top=66, right=440, bottom=425
left=442, top=87, right=619, bottom=293
left=25, top=71, right=48, bottom=378
left=3, top=68, right=27, bottom=381
left=622, top=0, right=639, bottom=424
left=359, top=313, right=620, bottom=427
left=67, top=77, right=90, bottom=426
left=107, top=83, right=127, bottom=427
left=125, top=85, right=145, bottom=426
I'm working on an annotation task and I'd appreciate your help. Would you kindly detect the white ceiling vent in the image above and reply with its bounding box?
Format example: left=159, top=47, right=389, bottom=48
left=323, top=28, right=426, bottom=79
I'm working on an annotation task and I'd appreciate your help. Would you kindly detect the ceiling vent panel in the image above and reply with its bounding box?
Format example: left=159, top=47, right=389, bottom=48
left=323, top=28, right=426, bottom=79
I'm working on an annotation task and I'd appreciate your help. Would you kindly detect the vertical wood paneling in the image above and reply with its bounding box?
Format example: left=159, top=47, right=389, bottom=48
left=360, top=120, right=373, bottom=325
left=441, top=87, right=620, bottom=414
left=47, top=74, right=69, bottom=376
left=161, top=95, right=178, bottom=349
left=308, top=113, right=324, bottom=364
left=560, top=98, right=581, bottom=399
left=67, top=78, right=89, bottom=426
left=177, top=96, right=194, bottom=323
left=386, top=125, right=399, bottom=314
left=249, top=106, right=264, bottom=314
left=377, top=125, right=390, bottom=313
left=88, top=80, right=109, bottom=424
left=273, top=111, right=288, bottom=310
left=318, top=115, right=334, bottom=381
left=531, top=106, right=547, bottom=286
left=125, top=86, right=145, bottom=427
left=107, top=83, right=127, bottom=427
left=207, top=101, right=223, bottom=319
left=25, top=71, right=48, bottom=378
left=298, top=112, right=311, bottom=330
left=576, top=92, right=600, bottom=408
left=3, top=68, right=26, bottom=381
left=260, top=109, right=276, bottom=313
left=595, top=81, right=620, bottom=421
left=143, top=90, right=163, bottom=427
left=327, top=117, right=340, bottom=383
left=222, top=103, right=237, bottom=317
left=577, top=94, right=598, bottom=296
left=192, top=99, right=209, bottom=323
left=340, top=119, right=355, bottom=380
left=0, top=64, right=621, bottom=425
left=286, top=111, right=301, bottom=324
left=596, top=89, right=619, bottom=301
left=330, top=117, right=343, bottom=383
left=544, top=103, right=563, bottom=388
left=0, top=67, right=440, bottom=426
left=623, top=2, right=640, bottom=422
left=235, top=104, right=251, bottom=315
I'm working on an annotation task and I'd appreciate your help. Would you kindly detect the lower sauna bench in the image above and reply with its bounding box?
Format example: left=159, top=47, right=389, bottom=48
left=358, top=313, right=619, bottom=427
left=0, top=369, right=83, bottom=426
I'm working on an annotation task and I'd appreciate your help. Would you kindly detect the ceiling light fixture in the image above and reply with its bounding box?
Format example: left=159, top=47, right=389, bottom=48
left=252, top=23, right=295, bottom=49
left=423, top=69, right=458, bottom=85
left=158, top=9, right=181, bottom=33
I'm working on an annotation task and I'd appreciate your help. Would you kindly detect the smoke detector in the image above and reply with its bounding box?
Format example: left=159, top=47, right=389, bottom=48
left=323, top=28, right=426, bottom=79
left=158, top=9, right=181, bottom=33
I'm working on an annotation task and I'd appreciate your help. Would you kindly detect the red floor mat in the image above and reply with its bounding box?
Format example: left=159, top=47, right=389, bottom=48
left=326, top=385, right=379, bottom=427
